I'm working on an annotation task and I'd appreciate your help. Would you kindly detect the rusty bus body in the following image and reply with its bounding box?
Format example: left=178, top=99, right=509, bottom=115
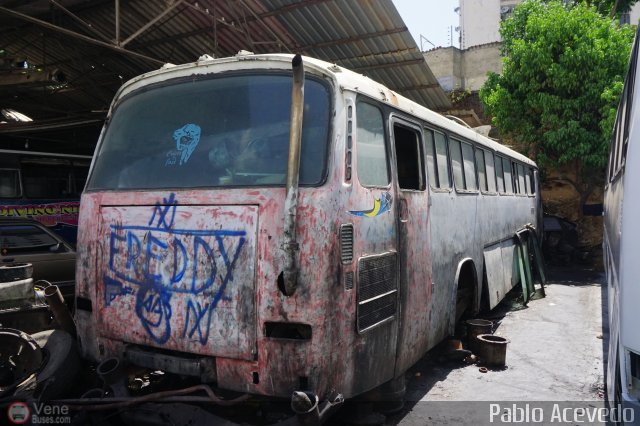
left=75, top=53, right=540, bottom=401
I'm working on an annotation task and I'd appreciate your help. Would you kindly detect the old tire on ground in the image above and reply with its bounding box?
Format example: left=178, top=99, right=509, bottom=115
left=31, top=329, right=80, bottom=400
left=0, top=263, right=33, bottom=282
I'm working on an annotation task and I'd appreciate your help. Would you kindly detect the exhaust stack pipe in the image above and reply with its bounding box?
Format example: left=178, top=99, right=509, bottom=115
left=282, top=54, right=305, bottom=296
left=44, top=285, right=76, bottom=337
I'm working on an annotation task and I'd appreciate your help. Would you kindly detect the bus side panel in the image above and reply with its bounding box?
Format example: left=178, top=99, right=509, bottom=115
left=427, top=191, right=478, bottom=344
left=393, top=190, right=432, bottom=375
left=345, top=184, right=399, bottom=395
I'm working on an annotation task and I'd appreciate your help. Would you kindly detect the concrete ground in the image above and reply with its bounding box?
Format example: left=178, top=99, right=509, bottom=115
left=384, top=267, right=607, bottom=425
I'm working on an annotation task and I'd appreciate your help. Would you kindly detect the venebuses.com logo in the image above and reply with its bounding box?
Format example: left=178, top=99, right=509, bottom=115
left=7, top=401, right=70, bottom=424
left=7, top=402, right=30, bottom=425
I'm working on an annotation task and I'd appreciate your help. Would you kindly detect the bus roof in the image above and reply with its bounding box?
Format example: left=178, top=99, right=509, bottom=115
left=113, top=53, right=536, bottom=168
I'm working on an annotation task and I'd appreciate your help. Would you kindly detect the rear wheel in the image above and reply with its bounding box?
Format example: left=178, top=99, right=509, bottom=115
left=455, top=263, right=476, bottom=322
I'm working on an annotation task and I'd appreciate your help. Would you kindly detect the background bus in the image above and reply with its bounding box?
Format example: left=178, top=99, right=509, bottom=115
left=0, top=149, right=90, bottom=244
left=604, top=26, right=640, bottom=421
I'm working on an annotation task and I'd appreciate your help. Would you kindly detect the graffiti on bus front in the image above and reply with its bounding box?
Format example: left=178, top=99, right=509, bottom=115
left=103, top=193, right=247, bottom=345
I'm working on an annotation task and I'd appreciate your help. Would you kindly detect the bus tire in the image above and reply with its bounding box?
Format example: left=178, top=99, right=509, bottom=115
left=31, top=329, right=80, bottom=400
left=455, top=260, right=476, bottom=322
left=0, top=263, right=33, bottom=282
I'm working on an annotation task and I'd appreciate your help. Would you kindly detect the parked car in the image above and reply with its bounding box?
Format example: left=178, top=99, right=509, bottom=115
left=0, top=218, right=75, bottom=299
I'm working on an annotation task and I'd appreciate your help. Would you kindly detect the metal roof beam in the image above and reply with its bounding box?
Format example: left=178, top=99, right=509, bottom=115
left=394, top=83, right=441, bottom=92
left=247, top=0, right=334, bottom=20
left=48, top=0, right=111, bottom=42
left=298, top=27, right=407, bottom=51
left=0, top=6, right=165, bottom=65
left=119, top=0, right=185, bottom=47
left=347, top=58, right=425, bottom=72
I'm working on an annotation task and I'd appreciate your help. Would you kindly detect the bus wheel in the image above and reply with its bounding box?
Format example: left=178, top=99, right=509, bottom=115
left=455, top=262, right=476, bottom=323
left=376, top=374, right=406, bottom=415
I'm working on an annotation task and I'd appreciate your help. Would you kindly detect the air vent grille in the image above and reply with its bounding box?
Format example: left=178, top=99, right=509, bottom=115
left=357, top=252, right=397, bottom=332
left=340, top=224, right=354, bottom=264
left=345, top=271, right=354, bottom=290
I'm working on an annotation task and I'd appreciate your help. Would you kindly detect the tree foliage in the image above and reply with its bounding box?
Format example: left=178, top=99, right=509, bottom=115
left=565, top=0, right=638, bottom=18
left=480, top=0, right=635, bottom=180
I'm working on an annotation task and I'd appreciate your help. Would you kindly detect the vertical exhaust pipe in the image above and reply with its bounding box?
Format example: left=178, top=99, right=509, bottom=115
left=282, top=54, right=305, bottom=296
left=44, top=285, right=76, bottom=337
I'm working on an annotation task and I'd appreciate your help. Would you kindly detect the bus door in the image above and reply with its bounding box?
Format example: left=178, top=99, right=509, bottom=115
left=389, top=118, right=433, bottom=375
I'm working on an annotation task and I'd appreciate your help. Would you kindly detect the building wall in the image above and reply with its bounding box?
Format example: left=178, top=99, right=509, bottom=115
left=460, top=0, right=501, bottom=49
left=423, top=47, right=463, bottom=92
left=459, top=0, right=522, bottom=49
left=424, top=43, right=501, bottom=92
left=627, top=3, right=640, bottom=24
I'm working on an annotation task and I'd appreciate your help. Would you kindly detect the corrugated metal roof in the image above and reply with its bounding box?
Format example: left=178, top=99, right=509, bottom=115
left=0, top=0, right=451, bottom=124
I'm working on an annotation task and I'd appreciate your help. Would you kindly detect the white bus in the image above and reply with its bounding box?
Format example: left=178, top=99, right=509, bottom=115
left=604, top=26, right=640, bottom=423
left=75, top=52, right=541, bottom=407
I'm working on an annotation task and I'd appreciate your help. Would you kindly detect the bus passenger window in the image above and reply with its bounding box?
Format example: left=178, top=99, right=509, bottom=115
left=502, top=158, right=513, bottom=193
left=461, top=141, right=477, bottom=190
left=425, top=129, right=438, bottom=187
left=393, top=124, right=424, bottom=191
left=434, top=131, right=451, bottom=188
left=450, top=139, right=464, bottom=189
left=451, top=138, right=477, bottom=191
left=485, top=151, right=497, bottom=192
left=424, top=129, right=450, bottom=189
left=475, top=149, right=487, bottom=191
left=22, top=163, right=72, bottom=198
left=356, top=102, right=389, bottom=187
left=495, top=156, right=505, bottom=193
left=0, top=169, right=21, bottom=198
left=525, top=167, right=533, bottom=194
left=517, top=164, right=526, bottom=195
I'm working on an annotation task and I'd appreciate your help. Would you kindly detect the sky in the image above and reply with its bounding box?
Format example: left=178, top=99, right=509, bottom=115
left=392, top=0, right=460, bottom=49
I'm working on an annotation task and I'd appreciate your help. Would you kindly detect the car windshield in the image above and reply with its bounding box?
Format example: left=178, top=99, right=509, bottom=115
left=87, top=73, right=331, bottom=190
left=0, top=224, right=59, bottom=251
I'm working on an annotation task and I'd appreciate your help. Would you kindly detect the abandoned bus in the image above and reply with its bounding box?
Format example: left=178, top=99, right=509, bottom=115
left=75, top=53, right=540, bottom=402
left=604, top=25, right=640, bottom=420
left=0, top=150, right=90, bottom=244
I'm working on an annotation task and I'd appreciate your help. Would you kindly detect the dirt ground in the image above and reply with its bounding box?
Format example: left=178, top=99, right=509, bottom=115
left=381, top=266, right=607, bottom=426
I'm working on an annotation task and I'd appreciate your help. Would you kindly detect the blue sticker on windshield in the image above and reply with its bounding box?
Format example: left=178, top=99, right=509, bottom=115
left=171, top=123, right=201, bottom=165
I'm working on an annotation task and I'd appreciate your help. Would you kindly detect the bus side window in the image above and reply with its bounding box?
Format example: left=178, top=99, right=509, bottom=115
left=434, top=131, right=451, bottom=188
left=425, top=129, right=438, bottom=187
left=450, top=139, right=465, bottom=189
left=485, top=150, right=497, bottom=192
left=513, top=162, right=527, bottom=195
left=475, top=148, right=487, bottom=191
left=502, top=158, right=514, bottom=193
left=0, top=169, right=21, bottom=198
left=451, top=138, right=476, bottom=191
left=393, top=124, right=425, bottom=191
left=495, top=155, right=505, bottom=193
left=461, top=141, right=477, bottom=190
left=525, top=167, right=533, bottom=194
left=424, top=128, right=451, bottom=189
left=356, top=102, right=390, bottom=187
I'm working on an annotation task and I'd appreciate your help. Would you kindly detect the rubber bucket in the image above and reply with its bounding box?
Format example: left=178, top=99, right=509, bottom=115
left=465, top=319, right=493, bottom=353
left=477, top=334, right=509, bottom=367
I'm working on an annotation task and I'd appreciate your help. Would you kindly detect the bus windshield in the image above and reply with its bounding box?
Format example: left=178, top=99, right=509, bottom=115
left=88, top=74, right=331, bottom=190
